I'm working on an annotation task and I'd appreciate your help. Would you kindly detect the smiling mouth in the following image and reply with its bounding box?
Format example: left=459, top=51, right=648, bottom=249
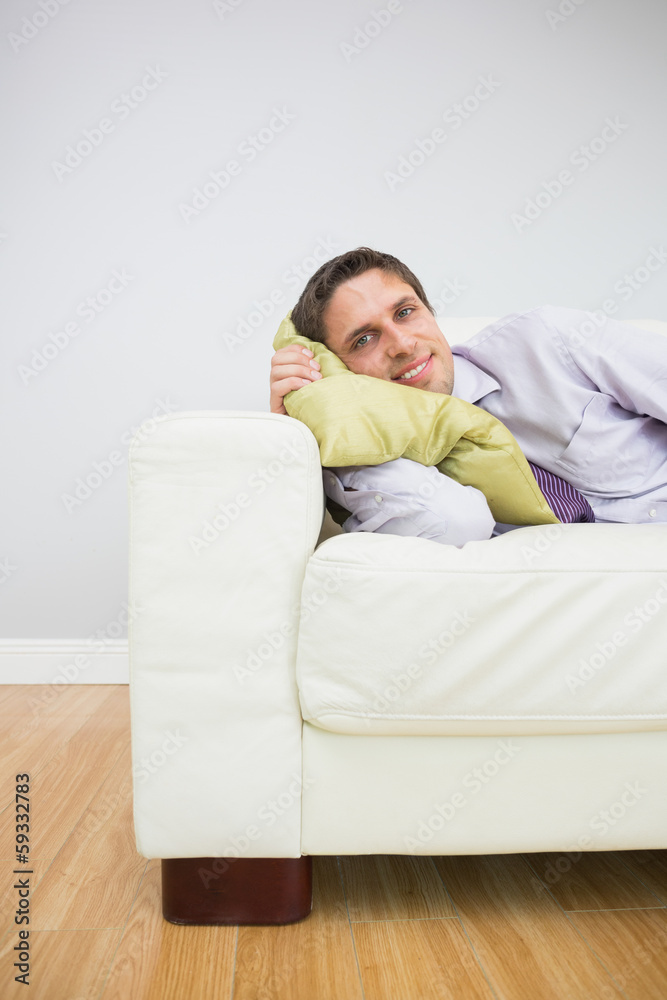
left=392, top=355, right=433, bottom=382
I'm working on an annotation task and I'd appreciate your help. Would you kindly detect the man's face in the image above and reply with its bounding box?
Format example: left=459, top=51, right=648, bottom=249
left=321, top=269, right=455, bottom=394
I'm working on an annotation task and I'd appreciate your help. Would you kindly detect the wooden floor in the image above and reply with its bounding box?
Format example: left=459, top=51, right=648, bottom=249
left=0, top=685, right=665, bottom=999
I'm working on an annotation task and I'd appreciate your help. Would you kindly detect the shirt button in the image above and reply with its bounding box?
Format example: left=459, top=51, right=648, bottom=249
left=374, top=494, right=383, bottom=503
left=649, top=509, right=657, bottom=517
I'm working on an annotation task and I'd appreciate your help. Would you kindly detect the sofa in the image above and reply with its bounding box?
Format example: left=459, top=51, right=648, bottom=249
left=128, top=316, right=667, bottom=924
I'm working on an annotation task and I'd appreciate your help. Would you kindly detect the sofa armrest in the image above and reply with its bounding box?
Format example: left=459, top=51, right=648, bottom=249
left=128, top=412, right=323, bottom=859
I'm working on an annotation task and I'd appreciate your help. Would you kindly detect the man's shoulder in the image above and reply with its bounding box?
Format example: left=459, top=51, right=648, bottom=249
left=452, top=304, right=587, bottom=356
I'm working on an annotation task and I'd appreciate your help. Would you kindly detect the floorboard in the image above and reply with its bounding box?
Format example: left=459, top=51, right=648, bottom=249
left=0, top=685, right=665, bottom=1000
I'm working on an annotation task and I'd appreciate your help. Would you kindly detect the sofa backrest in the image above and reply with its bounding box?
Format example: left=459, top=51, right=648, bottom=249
left=438, top=316, right=667, bottom=345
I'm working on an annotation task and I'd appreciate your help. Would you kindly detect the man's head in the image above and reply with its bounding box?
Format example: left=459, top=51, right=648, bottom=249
left=290, top=247, right=455, bottom=394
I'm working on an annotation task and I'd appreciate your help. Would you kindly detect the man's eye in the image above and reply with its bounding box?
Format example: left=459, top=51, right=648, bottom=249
left=354, top=333, right=372, bottom=349
left=397, top=307, right=412, bottom=319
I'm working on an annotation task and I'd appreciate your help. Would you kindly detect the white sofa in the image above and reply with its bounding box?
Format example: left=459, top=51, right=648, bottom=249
left=128, top=317, right=667, bottom=924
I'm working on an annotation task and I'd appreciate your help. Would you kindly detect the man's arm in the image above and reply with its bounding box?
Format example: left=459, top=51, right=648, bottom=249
left=324, top=458, right=496, bottom=547
left=557, top=313, right=667, bottom=424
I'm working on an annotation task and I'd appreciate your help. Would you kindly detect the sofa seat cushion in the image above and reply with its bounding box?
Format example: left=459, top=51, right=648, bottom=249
left=295, top=528, right=667, bottom=737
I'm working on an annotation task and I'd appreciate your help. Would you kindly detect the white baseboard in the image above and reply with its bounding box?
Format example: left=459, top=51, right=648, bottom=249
left=0, top=640, right=129, bottom=684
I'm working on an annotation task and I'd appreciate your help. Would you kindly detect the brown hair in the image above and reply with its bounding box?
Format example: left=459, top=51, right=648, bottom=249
left=290, top=246, right=435, bottom=344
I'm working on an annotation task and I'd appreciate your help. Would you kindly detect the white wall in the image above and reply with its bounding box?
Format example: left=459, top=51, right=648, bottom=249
left=2, top=0, right=666, bottom=650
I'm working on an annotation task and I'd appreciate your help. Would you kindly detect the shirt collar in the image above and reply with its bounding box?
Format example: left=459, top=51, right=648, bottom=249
left=451, top=352, right=500, bottom=404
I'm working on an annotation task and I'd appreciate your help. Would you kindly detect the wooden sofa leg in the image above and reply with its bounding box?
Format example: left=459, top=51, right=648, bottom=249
left=161, top=856, right=313, bottom=925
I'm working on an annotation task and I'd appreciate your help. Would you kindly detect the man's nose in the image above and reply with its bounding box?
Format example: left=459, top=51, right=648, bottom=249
left=384, top=326, right=416, bottom=356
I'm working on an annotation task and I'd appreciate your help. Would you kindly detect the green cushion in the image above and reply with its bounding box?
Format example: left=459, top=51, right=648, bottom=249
left=273, top=313, right=559, bottom=526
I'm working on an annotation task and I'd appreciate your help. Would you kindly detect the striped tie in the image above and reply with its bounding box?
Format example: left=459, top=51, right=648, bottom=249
left=528, top=462, right=595, bottom=523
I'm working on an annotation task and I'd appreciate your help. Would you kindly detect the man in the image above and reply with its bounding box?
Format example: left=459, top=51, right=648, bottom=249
left=269, top=247, right=667, bottom=544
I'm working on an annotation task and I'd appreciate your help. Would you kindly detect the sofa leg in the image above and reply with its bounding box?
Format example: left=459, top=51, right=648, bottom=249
left=161, top=856, right=313, bottom=925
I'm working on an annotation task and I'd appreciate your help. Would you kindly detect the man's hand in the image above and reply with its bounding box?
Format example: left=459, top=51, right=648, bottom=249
left=270, top=345, right=322, bottom=414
